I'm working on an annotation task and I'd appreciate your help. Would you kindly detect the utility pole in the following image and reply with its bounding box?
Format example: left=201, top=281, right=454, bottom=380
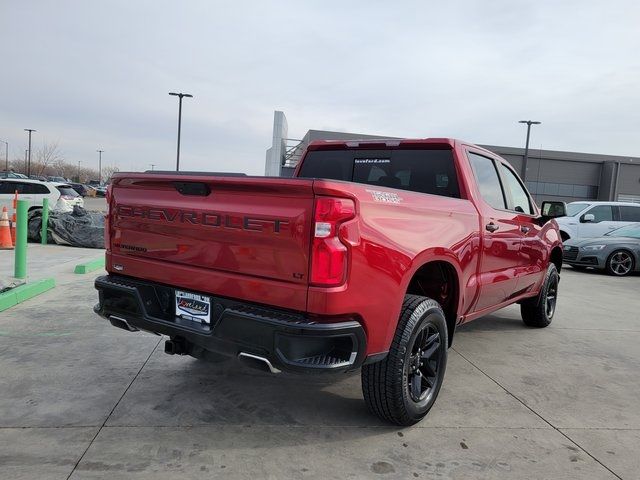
left=77, top=161, right=82, bottom=183
left=24, top=129, right=36, bottom=177
left=168, top=92, right=193, bottom=171
left=0, top=140, right=7, bottom=171
left=518, top=120, right=541, bottom=181
left=97, top=149, right=104, bottom=184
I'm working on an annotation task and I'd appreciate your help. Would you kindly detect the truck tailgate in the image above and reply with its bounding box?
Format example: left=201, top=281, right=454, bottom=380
left=108, top=174, right=315, bottom=309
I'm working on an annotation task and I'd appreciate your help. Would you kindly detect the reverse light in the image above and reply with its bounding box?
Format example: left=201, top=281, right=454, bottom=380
left=310, top=197, right=356, bottom=287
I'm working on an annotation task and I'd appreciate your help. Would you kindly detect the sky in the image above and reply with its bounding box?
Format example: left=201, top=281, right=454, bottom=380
left=1, top=1, right=639, bottom=175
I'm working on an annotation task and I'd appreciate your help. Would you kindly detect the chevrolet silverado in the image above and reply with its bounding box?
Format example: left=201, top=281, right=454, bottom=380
left=94, top=138, right=565, bottom=425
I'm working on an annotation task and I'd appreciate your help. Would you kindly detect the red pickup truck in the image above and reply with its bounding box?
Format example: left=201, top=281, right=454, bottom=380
left=95, top=138, right=565, bottom=425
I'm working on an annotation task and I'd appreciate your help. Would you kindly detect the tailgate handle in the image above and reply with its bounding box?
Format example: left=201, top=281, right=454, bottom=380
left=173, top=182, right=211, bottom=196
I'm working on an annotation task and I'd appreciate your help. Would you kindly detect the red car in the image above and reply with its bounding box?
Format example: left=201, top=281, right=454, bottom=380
left=95, top=138, right=565, bottom=425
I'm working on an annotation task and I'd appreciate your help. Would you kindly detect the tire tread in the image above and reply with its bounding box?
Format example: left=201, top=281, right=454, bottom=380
left=361, top=295, right=446, bottom=425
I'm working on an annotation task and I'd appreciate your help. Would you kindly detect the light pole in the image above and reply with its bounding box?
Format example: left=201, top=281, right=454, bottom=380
left=150, top=163, right=156, bottom=171
left=97, top=149, right=104, bottom=184
left=168, top=92, right=193, bottom=171
left=24, top=129, right=36, bottom=177
left=0, top=140, right=7, bottom=171
left=518, top=120, right=541, bottom=181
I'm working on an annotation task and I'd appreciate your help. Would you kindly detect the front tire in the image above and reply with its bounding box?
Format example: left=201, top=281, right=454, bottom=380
left=520, top=264, right=559, bottom=328
left=361, top=295, right=448, bottom=426
left=605, top=250, right=634, bottom=276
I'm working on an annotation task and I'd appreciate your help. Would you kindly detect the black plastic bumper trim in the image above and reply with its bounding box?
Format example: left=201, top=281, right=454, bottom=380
left=94, top=274, right=367, bottom=373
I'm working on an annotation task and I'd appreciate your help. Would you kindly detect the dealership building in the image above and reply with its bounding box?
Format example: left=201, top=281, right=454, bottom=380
left=265, top=111, right=640, bottom=205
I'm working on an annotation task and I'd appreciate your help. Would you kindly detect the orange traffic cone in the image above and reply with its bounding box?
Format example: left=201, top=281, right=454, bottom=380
left=10, top=212, right=16, bottom=246
left=0, top=206, right=14, bottom=250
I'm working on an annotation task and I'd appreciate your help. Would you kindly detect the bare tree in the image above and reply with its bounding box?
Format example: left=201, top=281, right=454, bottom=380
left=35, top=141, right=64, bottom=175
left=100, top=165, right=120, bottom=183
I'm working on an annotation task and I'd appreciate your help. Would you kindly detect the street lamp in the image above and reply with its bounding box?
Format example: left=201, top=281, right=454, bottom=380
left=149, top=163, right=156, bottom=171
left=168, top=92, right=193, bottom=171
left=97, top=149, right=104, bottom=184
left=518, top=120, right=541, bottom=181
left=24, top=129, right=36, bottom=177
left=0, top=140, right=7, bottom=171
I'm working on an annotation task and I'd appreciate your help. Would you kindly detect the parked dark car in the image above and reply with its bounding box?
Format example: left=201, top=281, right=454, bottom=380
left=68, top=182, right=89, bottom=197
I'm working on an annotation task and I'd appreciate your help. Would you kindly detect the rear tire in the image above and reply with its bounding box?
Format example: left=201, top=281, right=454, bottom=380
left=605, top=250, right=634, bottom=276
left=361, top=295, right=448, bottom=426
left=520, top=264, right=559, bottom=328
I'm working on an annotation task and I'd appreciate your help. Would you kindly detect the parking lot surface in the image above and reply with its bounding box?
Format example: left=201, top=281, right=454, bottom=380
left=83, top=197, right=107, bottom=212
left=0, top=259, right=638, bottom=479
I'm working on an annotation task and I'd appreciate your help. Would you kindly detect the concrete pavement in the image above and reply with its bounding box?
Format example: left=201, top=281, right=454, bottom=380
left=0, top=258, right=638, bottom=479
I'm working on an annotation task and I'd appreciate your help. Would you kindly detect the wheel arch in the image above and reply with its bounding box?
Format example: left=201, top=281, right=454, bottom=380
left=404, top=258, right=461, bottom=348
left=550, top=245, right=563, bottom=273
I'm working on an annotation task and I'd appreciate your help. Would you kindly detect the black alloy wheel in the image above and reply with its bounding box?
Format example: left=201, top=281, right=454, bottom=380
left=407, top=323, right=443, bottom=403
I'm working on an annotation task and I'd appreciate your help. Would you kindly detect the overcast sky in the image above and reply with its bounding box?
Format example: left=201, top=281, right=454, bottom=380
left=1, top=1, right=639, bottom=175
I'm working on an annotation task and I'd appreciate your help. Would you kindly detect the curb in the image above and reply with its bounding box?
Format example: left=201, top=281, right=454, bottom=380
left=74, top=257, right=105, bottom=274
left=0, top=278, right=56, bottom=312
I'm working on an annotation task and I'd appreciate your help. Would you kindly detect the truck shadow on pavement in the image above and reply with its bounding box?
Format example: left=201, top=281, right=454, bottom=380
left=108, top=353, right=399, bottom=434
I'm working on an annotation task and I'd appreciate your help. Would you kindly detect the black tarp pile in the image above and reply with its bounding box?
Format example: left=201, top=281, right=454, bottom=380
left=28, top=206, right=105, bottom=248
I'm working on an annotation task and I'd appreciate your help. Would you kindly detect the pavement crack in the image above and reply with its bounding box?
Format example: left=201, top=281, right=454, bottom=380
left=452, top=347, right=624, bottom=480
left=65, top=337, right=161, bottom=480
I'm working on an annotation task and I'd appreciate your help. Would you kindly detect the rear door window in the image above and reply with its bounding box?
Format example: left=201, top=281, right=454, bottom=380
left=619, top=206, right=640, bottom=222
left=22, top=183, right=50, bottom=194
left=298, top=149, right=460, bottom=198
left=467, top=153, right=507, bottom=210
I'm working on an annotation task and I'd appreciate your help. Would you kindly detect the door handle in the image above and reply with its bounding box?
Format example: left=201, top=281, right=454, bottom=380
left=485, top=223, right=499, bottom=232
left=520, top=225, right=530, bottom=234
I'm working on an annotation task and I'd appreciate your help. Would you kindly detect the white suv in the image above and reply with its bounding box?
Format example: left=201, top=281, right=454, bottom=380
left=556, top=201, right=640, bottom=241
left=0, top=179, right=84, bottom=212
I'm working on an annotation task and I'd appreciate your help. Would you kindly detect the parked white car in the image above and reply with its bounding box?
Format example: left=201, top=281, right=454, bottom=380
left=51, top=182, right=84, bottom=211
left=0, top=178, right=84, bottom=212
left=556, top=201, right=640, bottom=241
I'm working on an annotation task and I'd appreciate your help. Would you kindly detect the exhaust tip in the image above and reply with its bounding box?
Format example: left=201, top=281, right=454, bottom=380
left=238, top=352, right=281, bottom=374
left=109, top=315, right=138, bottom=332
left=164, top=339, right=187, bottom=355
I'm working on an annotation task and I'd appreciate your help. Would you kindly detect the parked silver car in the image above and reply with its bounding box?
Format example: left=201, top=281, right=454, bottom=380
left=563, top=223, right=640, bottom=276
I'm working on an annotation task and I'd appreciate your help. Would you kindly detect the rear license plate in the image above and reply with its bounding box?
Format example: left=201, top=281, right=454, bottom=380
left=175, top=290, right=211, bottom=324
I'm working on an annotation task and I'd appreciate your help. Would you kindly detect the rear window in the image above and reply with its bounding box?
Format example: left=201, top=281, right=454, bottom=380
left=56, top=185, right=79, bottom=197
left=298, top=149, right=460, bottom=198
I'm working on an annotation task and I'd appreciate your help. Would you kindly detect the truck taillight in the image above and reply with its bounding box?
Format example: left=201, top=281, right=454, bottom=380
left=104, top=185, right=112, bottom=250
left=310, top=197, right=355, bottom=286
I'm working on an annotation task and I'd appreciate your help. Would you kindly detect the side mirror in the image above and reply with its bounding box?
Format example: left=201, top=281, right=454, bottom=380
left=537, top=201, right=566, bottom=225
left=581, top=213, right=595, bottom=223
left=540, top=201, right=566, bottom=218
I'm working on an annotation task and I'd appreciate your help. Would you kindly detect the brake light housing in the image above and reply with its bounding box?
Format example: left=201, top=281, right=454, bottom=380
left=310, top=197, right=356, bottom=286
left=104, top=185, right=113, bottom=251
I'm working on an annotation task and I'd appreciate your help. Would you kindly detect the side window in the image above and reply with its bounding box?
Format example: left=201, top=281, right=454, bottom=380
left=0, top=182, right=23, bottom=194
left=468, top=152, right=506, bottom=210
left=619, top=206, right=640, bottom=222
left=22, top=183, right=50, bottom=194
left=497, top=163, right=533, bottom=215
left=584, top=205, right=613, bottom=222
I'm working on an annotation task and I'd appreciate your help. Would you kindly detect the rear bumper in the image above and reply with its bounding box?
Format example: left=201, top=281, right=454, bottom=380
left=94, top=275, right=367, bottom=373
